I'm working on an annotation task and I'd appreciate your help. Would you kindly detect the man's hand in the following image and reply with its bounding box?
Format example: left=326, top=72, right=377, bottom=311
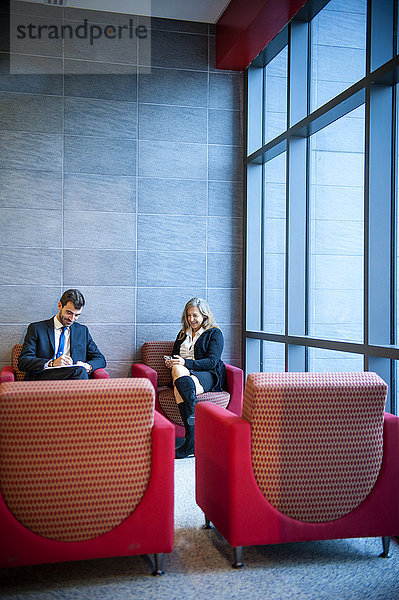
left=53, top=355, right=73, bottom=367
left=76, top=361, right=92, bottom=373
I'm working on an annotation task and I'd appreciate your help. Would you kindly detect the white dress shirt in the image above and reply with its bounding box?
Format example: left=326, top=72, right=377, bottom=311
left=179, top=327, right=204, bottom=360
left=44, top=316, right=71, bottom=368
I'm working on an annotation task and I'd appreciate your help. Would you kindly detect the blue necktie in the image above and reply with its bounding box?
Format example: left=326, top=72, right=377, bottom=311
left=56, top=327, right=66, bottom=358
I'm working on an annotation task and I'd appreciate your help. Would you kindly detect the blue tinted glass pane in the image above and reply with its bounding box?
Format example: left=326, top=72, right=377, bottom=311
left=264, top=46, right=288, bottom=143
left=262, top=341, right=285, bottom=372
left=309, top=105, right=365, bottom=342
left=311, top=0, right=367, bottom=111
left=308, top=347, right=363, bottom=371
left=263, top=152, right=286, bottom=334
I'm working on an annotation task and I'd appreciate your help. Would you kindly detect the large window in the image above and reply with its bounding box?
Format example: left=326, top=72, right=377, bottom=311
left=310, top=0, right=367, bottom=111
left=264, top=47, right=288, bottom=143
left=309, top=105, right=365, bottom=343
left=246, top=0, right=398, bottom=414
left=263, top=152, right=286, bottom=335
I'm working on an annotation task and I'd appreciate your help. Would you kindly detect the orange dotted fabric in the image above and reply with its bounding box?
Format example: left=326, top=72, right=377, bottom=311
left=242, top=372, right=387, bottom=523
left=158, top=387, right=230, bottom=426
left=12, top=344, right=25, bottom=381
left=142, top=341, right=174, bottom=386
left=0, top=378, right=155, bottom=541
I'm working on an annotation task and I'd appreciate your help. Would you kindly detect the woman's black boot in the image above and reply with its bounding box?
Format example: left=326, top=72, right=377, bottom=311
left=174, top=375, right=197, bottom=425
left=175, top=402, right=195, bottom=459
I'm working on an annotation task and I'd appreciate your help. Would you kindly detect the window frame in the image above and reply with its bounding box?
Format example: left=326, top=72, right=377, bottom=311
left=245, top=0, right=398, bottom=413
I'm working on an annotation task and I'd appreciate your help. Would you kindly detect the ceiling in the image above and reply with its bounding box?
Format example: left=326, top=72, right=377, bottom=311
left=23, top=0, right=232, bottom=23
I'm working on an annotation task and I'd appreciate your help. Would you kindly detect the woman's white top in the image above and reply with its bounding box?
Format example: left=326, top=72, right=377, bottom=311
left=179, top=327, right=205, bottom=361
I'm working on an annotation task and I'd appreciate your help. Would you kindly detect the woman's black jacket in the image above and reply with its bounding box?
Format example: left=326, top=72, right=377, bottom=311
left=172, top=327, right=226, bottom=391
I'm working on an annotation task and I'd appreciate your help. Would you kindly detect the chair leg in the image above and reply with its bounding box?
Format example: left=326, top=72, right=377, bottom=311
left=152, top=553, right=165, bottom=575
left=232, top=546, right=244, bottom=569
left=380, top=536, right=392, bottom=558
left=202, top=516, right=212, bottom=529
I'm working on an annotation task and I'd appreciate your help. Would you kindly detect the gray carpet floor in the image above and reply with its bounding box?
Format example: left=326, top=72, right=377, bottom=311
left=1, top=458, right=399, bottom=600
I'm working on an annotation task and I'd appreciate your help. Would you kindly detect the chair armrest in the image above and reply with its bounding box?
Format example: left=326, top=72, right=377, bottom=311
left=131, top=363, right=158, bottom=391
left=92, top=368, right=109, bottom=379
left=0, top=366, right=15, bottom=384
left=225, top=364, right=244, bottom=416
left=195, top=402, right=252, bottom=540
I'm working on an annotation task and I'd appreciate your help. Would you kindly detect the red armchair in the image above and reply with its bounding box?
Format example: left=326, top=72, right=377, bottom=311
left=0, top=378, right=174, bottom=575
left=0, top=343, right=109, bottom=383
left=131, top=341, right=243, bottom=437
left=196, top=372, right=399, bottom=567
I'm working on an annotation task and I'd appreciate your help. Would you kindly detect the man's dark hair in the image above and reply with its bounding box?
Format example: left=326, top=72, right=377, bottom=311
left=59, top=289, right=85, bottom=310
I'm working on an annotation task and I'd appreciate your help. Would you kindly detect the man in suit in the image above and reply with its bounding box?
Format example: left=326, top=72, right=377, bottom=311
left=18, top=289, right=106, bottom=380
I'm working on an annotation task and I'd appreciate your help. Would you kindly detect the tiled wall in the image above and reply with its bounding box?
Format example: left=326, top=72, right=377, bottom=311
left=0, top=3, right=244, bottom=377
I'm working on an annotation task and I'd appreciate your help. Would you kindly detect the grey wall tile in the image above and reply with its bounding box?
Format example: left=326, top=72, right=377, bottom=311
left=9, top=14, right=63, bottom=57
left=64, top=97, right=137, bottom=139
left=64, top=67, right=137, bottom=101
left=136, top=324, right=181, bottom=350
left=208, top=253, right=243, bottom=289
left=0, top=92, right=63, bottom=133
left=209, top=72, right=243, bottom=110
left=64, top=249, right=136, bottom=286
left=138, top=251, right=206, bottom=287
left=10, top=1, right=61, bottom=18
left=139, top=140, right=207, bottom=179
left=209, top=109, right=243, bottom=146
left=221, top=323, right=242, bottom=360
left=63, top=19, right=138, bottom=65
left=138, top=178, right=206, bottom=214
left=0, top=169, right=62, bottom=209
left=208, top=180, right=243, bottom=217
left=137, top=287, right=205, bottom=323
left=84, top=323, right=135, bottom=363
left=64, top=211, right=135, bottom=250
left=139, top=104, right=206, bottom=143
left=207, top=288, right=243, bottom=325
left=208, top=145, right=243, bottom=181
left=0, top=325, right=30, bottom=362
left=144, top=30, right=208, bottom=70
left=208, top=217, right=243, bottom=253
left=0, top=248, right=62, bottom=285
left=0, top=132, right=62, bottom=171
left=0, top=208, right=61, bottom=248
left=149, top=17, right=208, bottom=34
left=0, top=285, right=60, bottom=323
left=138, top=67, right=207, bottom=107
left=64, top=174, right=136, bottom=213
left=138, top=214, right=205, bottom=252
left=64, top=9, right=137, bottom=25
left=75, top=286, right=135, bottom=323
left=0, top=54, right=63, bottom=95
left=102, top=361, right=133, bottom=378
left=64, top=136, right=136, bottom=175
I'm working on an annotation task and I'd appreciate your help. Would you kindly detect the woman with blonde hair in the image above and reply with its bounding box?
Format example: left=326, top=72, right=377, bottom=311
left=165, top=297, right=226, bottom=459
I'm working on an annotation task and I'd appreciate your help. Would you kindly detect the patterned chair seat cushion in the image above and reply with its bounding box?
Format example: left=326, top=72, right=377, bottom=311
left=242, top=372, right=387, bottom=523
left=12, top=344, right=25, bottom=381
left=158, top=386, right=230, bottom=426
left=0, top=378, right=154, bottom=542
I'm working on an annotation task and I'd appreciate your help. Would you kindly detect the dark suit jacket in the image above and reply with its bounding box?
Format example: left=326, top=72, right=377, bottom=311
left=172, top=327, right=226, bottom=391
left=18, top=318, right=106, bottom=379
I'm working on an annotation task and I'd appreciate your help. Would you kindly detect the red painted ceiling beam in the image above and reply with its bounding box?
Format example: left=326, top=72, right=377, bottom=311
left=216, top=0, right=308, bottom=71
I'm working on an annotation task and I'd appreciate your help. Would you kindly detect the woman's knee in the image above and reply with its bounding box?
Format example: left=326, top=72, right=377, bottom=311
left=172, top=364, right=190, bottom=381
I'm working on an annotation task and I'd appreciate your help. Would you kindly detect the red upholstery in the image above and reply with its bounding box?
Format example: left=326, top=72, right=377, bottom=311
left=0, top=344, right=109, bottom=383
left=0, top=378, right=174, bottom=573
left=195, top=372, right=399, bottom=566
left=131, top=341, right=243, bottom=437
